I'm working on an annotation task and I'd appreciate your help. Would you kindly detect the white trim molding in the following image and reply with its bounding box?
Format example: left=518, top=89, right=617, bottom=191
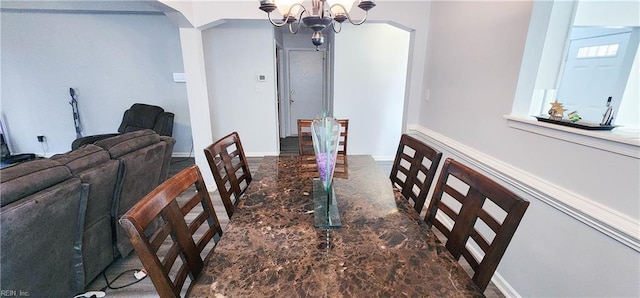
left=492, top=271, right=521, bottom=298
left=371, top=155, right=395, bottom=162
left=172, top=152, right=194, bottom=158
left=246, top=151, right=280, bottom=157
left=407, top=124, right=640, bottom=253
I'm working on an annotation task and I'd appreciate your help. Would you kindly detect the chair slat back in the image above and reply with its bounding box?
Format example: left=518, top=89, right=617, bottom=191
left=337, top=119, right=349, bottom=156
left=297, top=119, right=315, bottom=156
left=119, top=165, right=223, bottom=298
left=204, top=131, right=252, bottom=218
left=389, top=134, right=443, bottom=214
left=425, top=158, right=529, bottom=291
left=297, top=119, right=349, bottom=156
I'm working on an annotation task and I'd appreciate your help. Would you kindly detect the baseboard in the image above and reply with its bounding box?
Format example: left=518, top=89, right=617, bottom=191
left=171, top=152, right=279, bottom=158
left=246, top=151, right=280, bottom=157
left=171, top=151, right=281, bottom=158
left=206, top=183, right=218, bottom=193
left=171, top=152, right=194, bottom=158
left=372, top=155, right=395, bottom=161
left=492, top=272, right=521, bottom=298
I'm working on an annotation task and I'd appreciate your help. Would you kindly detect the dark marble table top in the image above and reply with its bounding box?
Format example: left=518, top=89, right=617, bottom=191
left=188, top=155, right=483, bottom=297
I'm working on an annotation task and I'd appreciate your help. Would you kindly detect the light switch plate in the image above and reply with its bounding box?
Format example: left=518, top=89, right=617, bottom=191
left=173, top=73, right=186, bottom=83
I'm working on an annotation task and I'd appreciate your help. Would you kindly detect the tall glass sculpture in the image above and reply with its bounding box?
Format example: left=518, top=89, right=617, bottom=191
left=311, top=112, right=342, bottom=229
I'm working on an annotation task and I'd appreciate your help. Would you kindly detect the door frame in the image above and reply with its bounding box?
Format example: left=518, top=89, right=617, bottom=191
left=278, top=47, right=330, bottom=137
left=276, top=45, right=285, bottom=138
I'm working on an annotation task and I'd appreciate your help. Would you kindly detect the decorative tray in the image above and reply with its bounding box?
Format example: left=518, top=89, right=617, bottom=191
left=534, top=116, right=616, bottom=131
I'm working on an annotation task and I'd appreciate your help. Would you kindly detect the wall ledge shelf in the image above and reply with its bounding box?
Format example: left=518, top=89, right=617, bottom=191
left=504, top=115, right=640, bottom=159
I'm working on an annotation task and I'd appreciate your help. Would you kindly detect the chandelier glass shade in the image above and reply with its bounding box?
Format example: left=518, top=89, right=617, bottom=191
left=258, top=0, right=376, bottom=47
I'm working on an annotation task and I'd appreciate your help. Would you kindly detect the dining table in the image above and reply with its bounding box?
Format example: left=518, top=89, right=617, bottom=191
left=188, top=155, right=484, bottom=297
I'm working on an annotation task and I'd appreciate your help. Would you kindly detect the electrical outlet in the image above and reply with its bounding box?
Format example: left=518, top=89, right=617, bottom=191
left=37, top=135, right=45, bottom=142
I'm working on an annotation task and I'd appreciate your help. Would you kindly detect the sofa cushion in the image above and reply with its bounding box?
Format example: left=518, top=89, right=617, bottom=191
left=95, top=129, right=160, bottom=159
left=52, top=145, right=118, bottom=228
left=0, top=159, right=71, bottom=206
left=1, top=177, right=85, bottom=297
left=51, top=144, right=110, bottom=173
left=87, top=129, right=172, bottom=256
left=111, top=141, right=168, bottom=256
left=52, top=144, right=120, bottom=285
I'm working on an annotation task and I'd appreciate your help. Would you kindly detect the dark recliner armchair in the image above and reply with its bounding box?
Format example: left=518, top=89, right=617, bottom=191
left=72, top=103, right=174, bottom=150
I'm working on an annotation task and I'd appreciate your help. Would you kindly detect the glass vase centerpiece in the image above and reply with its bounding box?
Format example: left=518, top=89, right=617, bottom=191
left=311, top=112, right=342, bottom=229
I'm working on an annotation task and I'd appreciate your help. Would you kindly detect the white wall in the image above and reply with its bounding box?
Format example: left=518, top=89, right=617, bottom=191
left=618, top=48, right=640, bottom=128
left=200, top=21, right=411, bottom=160
left=366, top=1, right=431, bottom=130
left=156, top=0, right=430, bottom=158
left=421, top=1, right=639, bottom=296
left=334, top=23, right=410, bottom=159
left=0, top=9, right=192, bottom=156
left=202, top=21, right=279, bottom=156
left=574, top=0, right=640, bottom=27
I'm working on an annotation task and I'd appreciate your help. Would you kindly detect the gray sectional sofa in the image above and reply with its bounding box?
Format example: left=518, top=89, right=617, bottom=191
left=0, top=129, right=175, bottom=297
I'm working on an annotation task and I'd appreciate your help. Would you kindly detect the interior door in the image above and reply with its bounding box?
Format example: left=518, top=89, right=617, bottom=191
left=288, top=50, right=325, bottom=135
left=556, top=30, right=633, bottom=123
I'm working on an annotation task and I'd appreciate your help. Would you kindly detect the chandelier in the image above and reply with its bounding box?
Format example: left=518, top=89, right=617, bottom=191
left=258, top=0, right=376, bottom=47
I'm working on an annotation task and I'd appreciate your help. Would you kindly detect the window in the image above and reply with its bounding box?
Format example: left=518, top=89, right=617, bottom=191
left=527, top=1, right=639, bottom=127
left=539, top=26, right=638, bottom=124
left=508, top=0, right=639, bottom=157
left=576, top=43, right=619, bottom=58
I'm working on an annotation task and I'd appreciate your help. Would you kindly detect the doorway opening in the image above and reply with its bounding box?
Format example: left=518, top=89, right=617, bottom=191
left=272, top=23, right=412, bottom=158
left=275, top=26, right=334, bottom=155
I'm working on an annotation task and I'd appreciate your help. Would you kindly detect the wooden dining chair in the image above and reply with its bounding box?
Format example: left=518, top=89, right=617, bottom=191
left=203, top=131, right=252, bottom=218
left=297, top=119, right=349, bottom=157
left=424, top=158, right=529, bottom=291
left=119, top=165, right=223, bottom=298
left=389, top=134, right=443, bottom=214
